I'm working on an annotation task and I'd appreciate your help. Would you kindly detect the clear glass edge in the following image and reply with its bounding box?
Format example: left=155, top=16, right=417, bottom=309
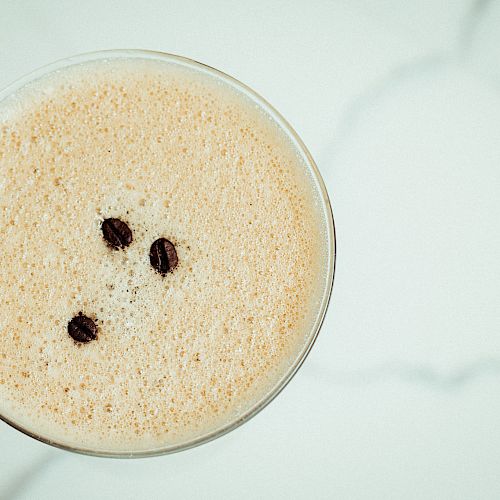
left=0, top=49, right=336, bottom=458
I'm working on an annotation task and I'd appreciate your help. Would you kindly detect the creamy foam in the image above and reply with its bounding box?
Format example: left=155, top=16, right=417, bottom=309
left=0, top=57, right=328, bottom=453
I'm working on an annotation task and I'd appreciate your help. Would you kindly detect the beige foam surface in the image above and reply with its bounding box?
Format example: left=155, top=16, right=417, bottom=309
left=0, top=57, right=328, bottom=452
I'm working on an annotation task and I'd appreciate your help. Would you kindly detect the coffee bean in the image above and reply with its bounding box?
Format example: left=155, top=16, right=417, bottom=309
left=101, top=218, right=133, bottom=249
left=150, top=238, right=178, bottom=275
left=68, top=313, right=97, bottom=343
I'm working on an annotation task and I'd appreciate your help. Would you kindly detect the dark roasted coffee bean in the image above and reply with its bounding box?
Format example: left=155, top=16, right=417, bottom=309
left=68, top=313, right=97, bottom=343
left=101, top=218, right=133, bottom=249
left=150, top=238, right=178, bottom=275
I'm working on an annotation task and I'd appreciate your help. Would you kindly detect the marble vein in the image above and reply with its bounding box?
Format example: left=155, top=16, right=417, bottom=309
left=314, top=358, right=500, bottom=389
left=320, top=52, right=449, bottom=165
left=323, top=0, right=493, bottom=167
left=459, top=0, right=495, bottom=51
left=2, top=452, right=59, bottom=500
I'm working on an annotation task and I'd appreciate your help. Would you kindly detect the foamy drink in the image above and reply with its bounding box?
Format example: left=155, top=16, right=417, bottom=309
left=0, top=54, right=331, bottom=453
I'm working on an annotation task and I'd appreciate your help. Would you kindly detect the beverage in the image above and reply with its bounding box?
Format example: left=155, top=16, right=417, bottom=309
left=0, top=52, right=333, bottom=455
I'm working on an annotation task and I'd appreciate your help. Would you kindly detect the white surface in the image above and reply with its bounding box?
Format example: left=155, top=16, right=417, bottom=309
left=1, top=1, right=500, bottom=498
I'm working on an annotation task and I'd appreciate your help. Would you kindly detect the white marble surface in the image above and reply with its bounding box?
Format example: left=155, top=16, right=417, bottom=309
left=1, top=1, right=500, bottom=498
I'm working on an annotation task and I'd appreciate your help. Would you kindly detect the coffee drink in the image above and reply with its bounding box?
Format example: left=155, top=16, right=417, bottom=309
left=0, top=54, right=330, bottom=453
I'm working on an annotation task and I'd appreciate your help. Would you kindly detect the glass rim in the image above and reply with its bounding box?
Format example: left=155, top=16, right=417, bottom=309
left=0, top=49, right=336, bottom=458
